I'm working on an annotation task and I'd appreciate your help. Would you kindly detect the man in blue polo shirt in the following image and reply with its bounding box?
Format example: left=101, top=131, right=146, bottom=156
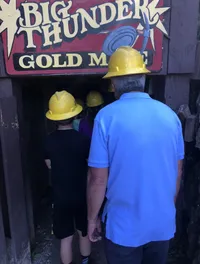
left=87, top=47, right=184, bottom=264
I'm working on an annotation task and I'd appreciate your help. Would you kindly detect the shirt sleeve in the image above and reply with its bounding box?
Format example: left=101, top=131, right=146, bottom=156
left=88, top=120, right=109, bottom=168
left=177, top=120, right=184, bottom=160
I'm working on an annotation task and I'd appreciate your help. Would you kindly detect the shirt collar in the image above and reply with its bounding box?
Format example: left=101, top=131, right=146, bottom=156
left=120, top=92, right=150, bottom=100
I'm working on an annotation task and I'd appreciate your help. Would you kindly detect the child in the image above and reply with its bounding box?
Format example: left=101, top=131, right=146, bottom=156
left=45, top=91, right=91, bottom=264
left=79, top=91, right=104, bottom=138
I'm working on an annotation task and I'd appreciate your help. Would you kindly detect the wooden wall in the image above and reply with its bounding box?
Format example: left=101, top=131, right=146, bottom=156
left=162, top=0, right=199, bottom=109
left=0, top=79, right=31, bottom=264
left=192, top=41, right=200, bottom=80
left=168, top=0, right=199, bottom=74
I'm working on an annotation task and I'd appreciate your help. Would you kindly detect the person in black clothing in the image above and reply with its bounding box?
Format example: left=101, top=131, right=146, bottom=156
left=45, top=91, right=91, bottom=264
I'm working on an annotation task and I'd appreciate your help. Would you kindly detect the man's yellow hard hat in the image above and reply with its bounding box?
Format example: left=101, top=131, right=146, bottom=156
left=86, top=91, right=104, bottom=107
left=46, top=91, right=82, bottom=121
left=103, top=46, right=150, bottom=79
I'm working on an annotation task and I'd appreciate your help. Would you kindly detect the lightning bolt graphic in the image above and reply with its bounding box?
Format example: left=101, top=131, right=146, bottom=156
left=136, top=0, right=170, bottom=50
left=0, top=0, right=20, bottom=57
left=0, top=0, right=170, bottom=58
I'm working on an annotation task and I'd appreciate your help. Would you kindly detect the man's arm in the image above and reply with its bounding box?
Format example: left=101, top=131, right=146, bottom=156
left=175, top=118, right=184, bottom=203
left=87, top=167, right=108, bottom=221
left=174, top=160, right=183, bottom=203
left=87, top=118, right=109, bottom=241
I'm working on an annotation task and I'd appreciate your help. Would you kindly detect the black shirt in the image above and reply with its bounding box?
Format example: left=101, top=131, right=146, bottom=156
left=45, top=129, right=90, bottom=206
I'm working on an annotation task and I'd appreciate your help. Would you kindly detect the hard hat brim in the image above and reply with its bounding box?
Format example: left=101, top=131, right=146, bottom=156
left=103, top=68, right=150, bottom=79
left=87, top=102, right=104, bottom=107
left=46, top=104, right=83, bottom=121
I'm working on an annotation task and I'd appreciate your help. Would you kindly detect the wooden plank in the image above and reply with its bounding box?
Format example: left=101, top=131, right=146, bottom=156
left=0, top=38, right=7, bottom=78
left=168, top=0, right=199, bottom=74
left=0, top=138, right=11, bottom=238
left=155, top=0, right=171, bottom=75
left=0, top=79, right=13, bottom=97
left=165, top=75, right=190, bottom=111
left=13, top=80, right=35, bottom=245
left=0, top=79, right=15, bottom=239
left=0, top=80, right=31, bottom=263
left=192, top=41, right=200, bottom=79
left=0, top=196, right=7, bottom=264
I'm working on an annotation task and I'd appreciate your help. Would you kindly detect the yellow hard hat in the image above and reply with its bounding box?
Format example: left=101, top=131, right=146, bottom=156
left=76, top=98, right=84, bottom=108
left=46, top=91, right=82, bottom=121
left=86, top=91, right=104, bottom=107
left=103, top=46, right=150, bottom=79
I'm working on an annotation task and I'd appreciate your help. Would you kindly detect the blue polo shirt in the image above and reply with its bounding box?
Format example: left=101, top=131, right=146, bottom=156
left=88, top=92, right=184, bottom=247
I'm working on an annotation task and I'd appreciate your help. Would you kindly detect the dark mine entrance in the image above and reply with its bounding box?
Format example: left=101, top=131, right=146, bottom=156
left=17, top=75, right=115, bottom=263
left=20, top=75, right=113, bottom=221
left=7, top=75, right=188, bottom=263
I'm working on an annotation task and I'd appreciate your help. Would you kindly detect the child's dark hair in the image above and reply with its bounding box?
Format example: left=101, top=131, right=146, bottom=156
left=56, top=118, right=74, bottom=126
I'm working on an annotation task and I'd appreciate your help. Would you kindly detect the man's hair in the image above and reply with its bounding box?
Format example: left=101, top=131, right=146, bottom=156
left=56, top=118, right=74, bottom=126
left=112, top=74, right=146, bottom=98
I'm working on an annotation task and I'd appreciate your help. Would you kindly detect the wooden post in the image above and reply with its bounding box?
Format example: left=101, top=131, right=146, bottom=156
left=0, top=39, right=7, bottom=77
left=164, top=75, right=190, bottom=111
left=192, top=42, right=200, bottom=80
left=168, top=0, right=199, bottom=74
left=13, top=80, right=35, bottom=245
left=0, top=78, right=31, bottom=264
left=164, top=0, right=198, bottom=110
left=156, top=0, right=171, bottom=75
left=0, top=196, right=7, bottom=264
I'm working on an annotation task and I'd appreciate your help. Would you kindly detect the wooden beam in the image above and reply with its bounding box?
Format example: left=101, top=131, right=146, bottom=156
left=155, top=0, right=171, bottom=75
left=13, top=80, right=35, bottom=245
left=0, top=38, right=7, bottom=78
left=165, top=75, right=190, bottom=111
left=0, top=196, right=7, bottom=264
left=168, top=0, right=199, bottom=74
left=0, top=137, right=11, bottom=238
left=0, top=79, right=31, bottom=264
left=192, top=41, right=200, bottom=80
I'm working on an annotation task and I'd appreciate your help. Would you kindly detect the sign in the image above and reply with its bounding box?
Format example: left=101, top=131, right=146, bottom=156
left=0, top=0, right=170, bottom=76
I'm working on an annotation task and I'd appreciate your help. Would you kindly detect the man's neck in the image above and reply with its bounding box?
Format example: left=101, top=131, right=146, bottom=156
left=57, top=124, right=73, bottom=130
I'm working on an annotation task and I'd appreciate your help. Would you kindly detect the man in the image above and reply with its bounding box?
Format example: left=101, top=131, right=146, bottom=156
left=87, top=47, right=184, bottom=264
left=45, top=91, right=91, bottom=264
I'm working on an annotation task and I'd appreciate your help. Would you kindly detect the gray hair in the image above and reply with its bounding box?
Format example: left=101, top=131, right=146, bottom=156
left=112, top=75, right=146, bottom=98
